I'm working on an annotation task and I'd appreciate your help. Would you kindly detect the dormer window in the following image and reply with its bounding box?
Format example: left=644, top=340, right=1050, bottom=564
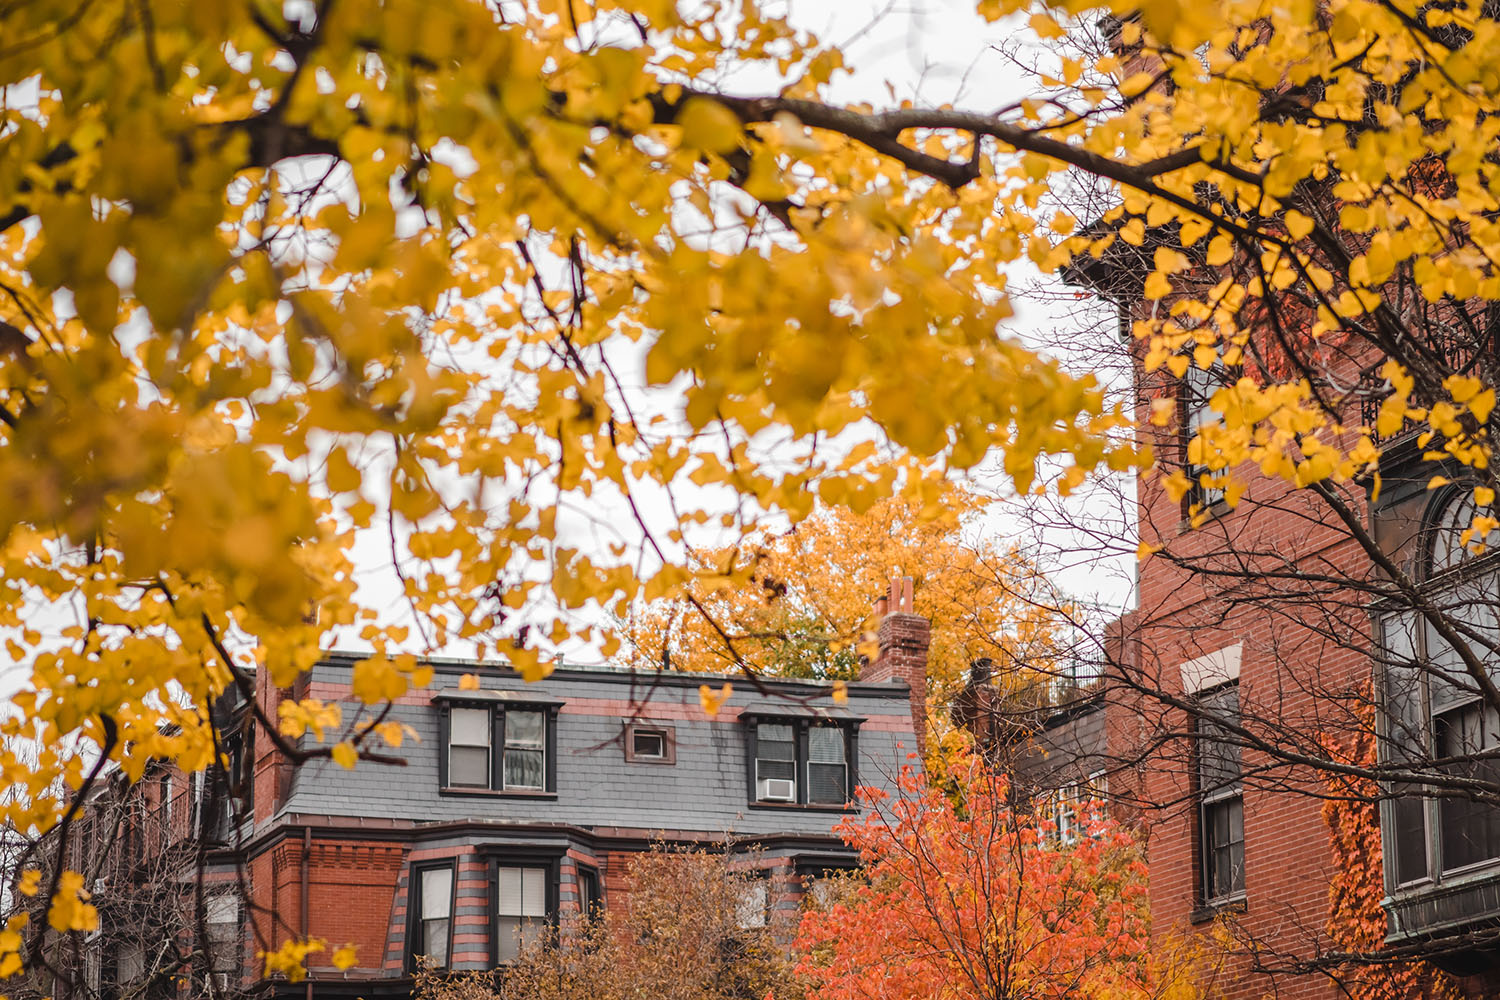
left=436, top=691, right=561, bottom=796
left=746, top=715, right=860, bottom=807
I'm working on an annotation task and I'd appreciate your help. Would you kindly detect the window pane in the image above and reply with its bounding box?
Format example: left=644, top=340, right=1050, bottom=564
left=757, top=757, right=796, bottom=783
left=1197, top=686, right=1241, bottom=792
left=450, top=745, right=490, bottom=787
left=506, top=711, right=544, bottom=748
left=809, top=762, right=846, bottom=804
left=632, top=729, right=665, bottom=758
left=497, top=866, right=549, bottom=962
left=118, top=941, right=145, bottom=983
left=1203, top=796, right=1245, bottom=899
left=1437, top=702, right=1500, bottom=871
left=421, top=868, right=453, bottom=918
left=1382, top=614, right=1427, bottom=757
left=522, top=867, right=546, bottom=916
left=422, top=918, right=450, bottom=967
left=206, top=895, right=239, bottom=925
left=499, top=866, right=548, bottom=916
left=496, top=915, right=521, bottom=963
left=207, top=898, right=239, bottom=974
left=809, top=726, right=845, bottom=763
left=504, top=748, right=544, bottom=789
left=451, top=707, right=491, bottom=747
left=758, top=724, right=795, bottom=757
left=499, top=867, right=521, bottom=914
left=1392, top=788, right=1429, bottom=884
left=578, top=869, right=600, bottom=919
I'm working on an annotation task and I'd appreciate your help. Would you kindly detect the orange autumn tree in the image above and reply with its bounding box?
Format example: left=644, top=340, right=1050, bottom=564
left=624, top=485, right=1077, bottom=713
left=796, top=755, right=1196, bottom=1000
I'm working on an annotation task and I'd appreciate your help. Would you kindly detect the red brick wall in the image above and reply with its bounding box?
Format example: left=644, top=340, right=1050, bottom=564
left=1123, top=331, right=1375, bottom=1000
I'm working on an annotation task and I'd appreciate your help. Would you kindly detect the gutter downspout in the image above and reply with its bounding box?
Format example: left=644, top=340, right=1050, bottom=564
left=302, top=826, right=312, bottom=1000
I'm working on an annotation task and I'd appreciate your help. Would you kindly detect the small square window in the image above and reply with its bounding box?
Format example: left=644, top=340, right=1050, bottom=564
left=633, top=729, right=665, bottom=759
left=624, top=723, right=676, bottom=764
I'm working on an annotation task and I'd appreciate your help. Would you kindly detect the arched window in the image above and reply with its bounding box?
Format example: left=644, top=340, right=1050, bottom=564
left=1427, top=489, right=1491, bottom=579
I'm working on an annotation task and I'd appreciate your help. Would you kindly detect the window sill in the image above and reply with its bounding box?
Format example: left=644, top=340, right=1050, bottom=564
left=748, top=800, right=858, bottom=813
left=439, top=787, right=557, bottom=799
left=1190, top=894, right=1246, bottom=924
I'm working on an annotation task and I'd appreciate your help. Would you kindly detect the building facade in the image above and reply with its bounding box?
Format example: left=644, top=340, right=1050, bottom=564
left=1041, top=191, right=1500, bottom=996
left=54, top=599, right=928, bottom=1000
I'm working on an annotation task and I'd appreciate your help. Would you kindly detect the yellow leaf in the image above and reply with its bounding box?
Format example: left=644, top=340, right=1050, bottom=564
left=17, top=870, right=40, bottom=897
left=1206, top=235, right=1233, bottom=266
left=699, top=682, right=733, bottom=716
left=677, top=97, right=742, bottom=153
left=1477, top=486, right=1496, bottom=508
left=331, top=944, right=358, bottom=971
left=459, top=672, right=481, bottom=691
left=832, top=679, right=848, bottom=704
left=1471, top=389, right=1495, bottom=425
left=1028, top=11, right=1067, bottom=38
left=326, top=446, right=362, bottom=494
left=331, top=742, right=358, bottom=770
left=1285, top=210, right=1314, bottom=240
left=1137, top=540, right=1161, bottom=559
left=1446, top=374, right=1483, bottom=403
left=1429, top=476, right=1451, bottom=490
left=509, top=647, right=555, bottom=683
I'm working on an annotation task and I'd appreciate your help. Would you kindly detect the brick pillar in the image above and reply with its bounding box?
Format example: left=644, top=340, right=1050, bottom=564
left=860, top=577, right=931, bottom=759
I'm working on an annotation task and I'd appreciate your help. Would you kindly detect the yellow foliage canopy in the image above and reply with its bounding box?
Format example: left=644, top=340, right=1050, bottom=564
left=0, top=0, right=1498, bottom=968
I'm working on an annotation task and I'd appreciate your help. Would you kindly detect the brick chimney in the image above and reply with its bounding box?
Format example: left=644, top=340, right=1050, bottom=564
left=860, top=576, right=931, bottom=759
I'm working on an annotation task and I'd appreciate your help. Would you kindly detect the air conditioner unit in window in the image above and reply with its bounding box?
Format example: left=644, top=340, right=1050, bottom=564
left=758, top=778, right=796, bottom=802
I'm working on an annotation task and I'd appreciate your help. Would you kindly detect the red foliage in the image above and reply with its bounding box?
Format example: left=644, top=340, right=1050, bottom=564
left=795, top=755, right=1165, bottom=1000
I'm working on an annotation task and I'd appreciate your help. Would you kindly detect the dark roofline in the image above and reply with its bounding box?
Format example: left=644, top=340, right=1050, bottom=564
left=315, top=651, right=909, bottom=702
left=1038, top=688, right=1106, bottom=732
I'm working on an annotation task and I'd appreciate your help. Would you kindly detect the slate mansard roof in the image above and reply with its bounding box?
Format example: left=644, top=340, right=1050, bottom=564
left=273, top=653, right=923, bottom=840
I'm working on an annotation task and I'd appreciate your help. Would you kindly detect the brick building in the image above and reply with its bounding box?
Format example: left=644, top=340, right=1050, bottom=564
left=57, top=592, right=929, bottom=999
left=999, top=191, right=1500, bottom=996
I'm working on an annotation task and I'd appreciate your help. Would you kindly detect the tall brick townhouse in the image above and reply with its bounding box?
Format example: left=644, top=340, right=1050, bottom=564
left=41, top=591, right=930, bottom=1000
left=996, top=148, right=1500, bottom=995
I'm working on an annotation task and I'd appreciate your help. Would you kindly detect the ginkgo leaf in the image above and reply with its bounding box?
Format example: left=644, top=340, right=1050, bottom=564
left=677, top=97, right=743, bottom=153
